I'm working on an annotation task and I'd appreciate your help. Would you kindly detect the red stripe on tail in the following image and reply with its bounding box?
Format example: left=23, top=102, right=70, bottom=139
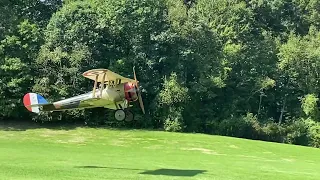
left=23, top=93, right=32, bottom=112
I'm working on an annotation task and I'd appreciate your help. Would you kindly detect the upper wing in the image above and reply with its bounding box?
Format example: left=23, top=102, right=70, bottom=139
left=82, top=69, right=134, bottom=84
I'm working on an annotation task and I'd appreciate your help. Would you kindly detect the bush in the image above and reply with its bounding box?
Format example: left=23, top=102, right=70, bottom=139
left=285, top=118, right=309, bottom=146
left=217, top=113, right=261, bottom=139
left=203, top=119, right=220, bottom=134
left=162, top=106, right=184, bottom=132
left=218, top=116, right=247, bottom=137
left=164, top=118, right=182, bottom=132
left=260, top=122, right=286, bottom=143
left=217, top=113, right=289, bottom=143
left=308, top=125, right=320, bottom=148
left=242, top=113, right=261, bottom=139
left=304, top=118, right=320, bottom=148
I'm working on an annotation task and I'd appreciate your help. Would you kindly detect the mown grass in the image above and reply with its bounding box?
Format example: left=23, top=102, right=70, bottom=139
left=0, top=123, right=319, bottom=180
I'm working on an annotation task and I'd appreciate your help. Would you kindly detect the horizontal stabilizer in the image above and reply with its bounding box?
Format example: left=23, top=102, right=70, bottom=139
left=26, top=103, right=52, bottom=108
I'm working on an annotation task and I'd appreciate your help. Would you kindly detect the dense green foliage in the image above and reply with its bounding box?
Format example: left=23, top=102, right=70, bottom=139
left=0, top=0, right=320, bottom=148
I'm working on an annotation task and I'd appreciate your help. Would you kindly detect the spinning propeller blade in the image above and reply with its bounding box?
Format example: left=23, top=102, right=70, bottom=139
left=133, top=66, right=145, bottom=114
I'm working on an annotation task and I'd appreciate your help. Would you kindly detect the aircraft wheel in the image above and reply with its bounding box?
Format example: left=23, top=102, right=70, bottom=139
left=114, top=109, right=126, bottom=121
left=125, top=110, right=134, bottom=122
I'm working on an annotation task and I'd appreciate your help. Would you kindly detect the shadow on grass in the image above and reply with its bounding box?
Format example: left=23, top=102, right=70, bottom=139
left=140, top=169, right=207, bottom=177
left=74, top=166, right=206, bottom=177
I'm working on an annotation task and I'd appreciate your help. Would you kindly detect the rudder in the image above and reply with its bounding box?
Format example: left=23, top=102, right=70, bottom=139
left=23, top=93, right=49, bottom=113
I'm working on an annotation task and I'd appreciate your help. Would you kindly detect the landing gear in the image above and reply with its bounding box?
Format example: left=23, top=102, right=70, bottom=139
left=125, top=110, right=134, bottom=122
left=114, top=109, right=134, bottom=121
left=114, top=109, right=126, bottom=121
left=114, top=100, right=135, bottom=121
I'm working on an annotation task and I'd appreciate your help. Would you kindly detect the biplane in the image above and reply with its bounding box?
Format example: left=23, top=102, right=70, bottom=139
left=23, top=67, right=145, bottom=121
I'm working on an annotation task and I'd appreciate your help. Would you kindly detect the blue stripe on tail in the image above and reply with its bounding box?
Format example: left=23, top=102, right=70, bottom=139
left=37, top=94, right=48, bottom=104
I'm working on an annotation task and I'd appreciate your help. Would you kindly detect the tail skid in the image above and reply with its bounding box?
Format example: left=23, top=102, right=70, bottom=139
left=23, top=93, right=49, bottom=113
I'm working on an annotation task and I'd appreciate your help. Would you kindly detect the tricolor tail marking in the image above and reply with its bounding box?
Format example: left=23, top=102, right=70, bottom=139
left=23, top=93, right=49, bottom=113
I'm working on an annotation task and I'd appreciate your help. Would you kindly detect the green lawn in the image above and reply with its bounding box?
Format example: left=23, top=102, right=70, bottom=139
left=0, top=123, right=319, bottom=180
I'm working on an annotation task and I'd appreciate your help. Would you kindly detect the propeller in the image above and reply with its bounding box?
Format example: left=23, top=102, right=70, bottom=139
left=133, top=66, right=145, bottom=114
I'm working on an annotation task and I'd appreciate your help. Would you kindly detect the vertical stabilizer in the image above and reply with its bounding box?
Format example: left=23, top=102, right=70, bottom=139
left=23, top=93, right=48, bottom=113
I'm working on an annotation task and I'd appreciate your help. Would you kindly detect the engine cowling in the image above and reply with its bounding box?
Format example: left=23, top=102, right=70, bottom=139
left=124, top=82, right=138, bottom=102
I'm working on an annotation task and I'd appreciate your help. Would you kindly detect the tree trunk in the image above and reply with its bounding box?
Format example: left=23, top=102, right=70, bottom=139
left=258, top=92, right=263, bottom=116
left=279, top=96, right=286, bottom=124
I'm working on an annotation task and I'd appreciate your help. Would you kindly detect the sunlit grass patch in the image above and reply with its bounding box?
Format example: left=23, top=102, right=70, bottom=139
left=0, top=125, right=319, bottom=180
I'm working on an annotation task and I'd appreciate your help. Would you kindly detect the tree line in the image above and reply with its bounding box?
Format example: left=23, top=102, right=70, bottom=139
left=0, top=0, right=319, bottom=148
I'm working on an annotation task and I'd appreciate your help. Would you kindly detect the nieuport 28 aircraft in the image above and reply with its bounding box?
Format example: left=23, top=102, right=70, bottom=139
left=23, top=67, right=145, bottom=121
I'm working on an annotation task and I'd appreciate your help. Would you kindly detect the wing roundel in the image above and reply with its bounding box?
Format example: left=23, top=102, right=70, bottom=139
left=82, top=69, right=109, bottom=82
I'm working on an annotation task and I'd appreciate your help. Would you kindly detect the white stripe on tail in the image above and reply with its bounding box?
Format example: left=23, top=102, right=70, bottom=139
left=23, top=93, right=49, bottom=113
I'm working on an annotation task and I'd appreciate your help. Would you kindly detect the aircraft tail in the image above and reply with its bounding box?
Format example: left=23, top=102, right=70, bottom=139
left=23, top=93, right=49, bottom=113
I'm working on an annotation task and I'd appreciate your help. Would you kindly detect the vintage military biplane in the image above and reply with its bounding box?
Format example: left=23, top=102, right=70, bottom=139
left=23, top=67, right=145, bottom=121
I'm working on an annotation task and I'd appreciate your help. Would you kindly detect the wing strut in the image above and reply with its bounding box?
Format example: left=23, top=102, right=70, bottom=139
left=101, top=72, right=106, bottom=97
left=92, top=75, right=98, bottom=97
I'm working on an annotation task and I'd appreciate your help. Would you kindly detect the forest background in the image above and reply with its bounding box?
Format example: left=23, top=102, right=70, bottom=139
left=1, top=0, right=320, bottom=148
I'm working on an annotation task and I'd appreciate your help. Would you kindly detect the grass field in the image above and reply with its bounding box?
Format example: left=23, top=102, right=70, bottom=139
left=0, top=123, right=320, bottom=180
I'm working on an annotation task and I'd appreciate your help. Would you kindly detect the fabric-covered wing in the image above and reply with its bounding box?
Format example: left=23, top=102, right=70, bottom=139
left=82, top=69, right=134, bottom=84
